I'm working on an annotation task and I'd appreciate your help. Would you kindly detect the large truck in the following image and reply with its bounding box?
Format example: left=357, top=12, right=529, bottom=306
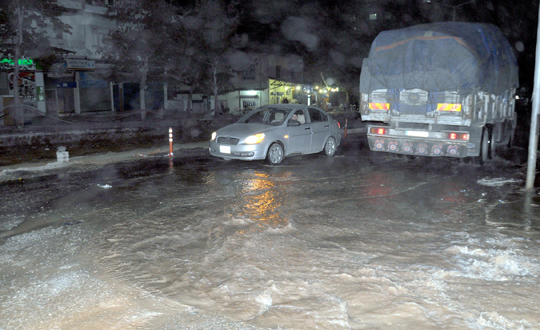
left=359, top=22, right=519, bottom=163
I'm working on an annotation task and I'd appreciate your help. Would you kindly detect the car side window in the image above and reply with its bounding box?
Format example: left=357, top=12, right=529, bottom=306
left=308, top=108, right=328, bottom=122
left=269, top=110, right=287, bottom=125
left=289, top=109, right=306, bottom=125
left=296, top=110, right=306, bottom=124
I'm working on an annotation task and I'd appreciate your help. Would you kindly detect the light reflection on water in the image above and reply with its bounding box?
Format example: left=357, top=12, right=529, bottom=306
left=202, top=167, right=294, bottom=227
left=239, top=171, right=289, bottom=226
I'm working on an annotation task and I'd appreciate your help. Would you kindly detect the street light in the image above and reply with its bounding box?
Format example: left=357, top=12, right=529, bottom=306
left=424, top=0, right=475, bottom=22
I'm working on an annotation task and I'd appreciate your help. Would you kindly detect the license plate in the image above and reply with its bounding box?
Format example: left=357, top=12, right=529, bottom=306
left=220, top=145, right=231, bottom=154
left=406, top=130, right=429, bottom=137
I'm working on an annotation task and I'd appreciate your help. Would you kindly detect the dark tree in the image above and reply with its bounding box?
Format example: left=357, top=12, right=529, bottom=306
left=103, top=0, right=196, bottom=118
left=187, top=0, right=239, bottom=111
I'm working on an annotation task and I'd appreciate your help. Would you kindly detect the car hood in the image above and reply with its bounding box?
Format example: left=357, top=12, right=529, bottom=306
left=216, top=123, right=276, bottom=137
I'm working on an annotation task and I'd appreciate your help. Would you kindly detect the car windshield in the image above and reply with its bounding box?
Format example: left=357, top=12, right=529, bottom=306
left=238, top=107, right=291, bottom=126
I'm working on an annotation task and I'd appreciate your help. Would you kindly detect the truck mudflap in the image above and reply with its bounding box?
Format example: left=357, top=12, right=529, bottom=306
left=367, top=135, right=470, bottom=157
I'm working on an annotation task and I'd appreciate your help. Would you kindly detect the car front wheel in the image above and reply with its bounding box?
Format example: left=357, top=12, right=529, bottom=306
left=324, top=137, right=337, bottom=157
left=267, top=143, right=284, bottom=165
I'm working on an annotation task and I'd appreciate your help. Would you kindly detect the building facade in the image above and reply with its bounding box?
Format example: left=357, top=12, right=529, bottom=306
left=2, top=0, right=312, bottom=125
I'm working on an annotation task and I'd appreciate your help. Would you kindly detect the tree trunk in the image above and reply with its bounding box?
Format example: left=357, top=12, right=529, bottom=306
left=139, top=57, right=148, bottom=120
left=213, top=65, right=218, bottom=115
left=188, top=88, right=193, bottom=112
left=139, top=83, right=146, bottom=120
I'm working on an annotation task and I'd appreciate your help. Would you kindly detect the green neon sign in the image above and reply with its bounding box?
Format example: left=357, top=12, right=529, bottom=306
left=0, top=58, right=34, bottom=66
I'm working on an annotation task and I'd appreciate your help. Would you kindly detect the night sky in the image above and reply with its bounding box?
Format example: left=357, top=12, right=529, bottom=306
left=229, top=0, right=539, bottom=93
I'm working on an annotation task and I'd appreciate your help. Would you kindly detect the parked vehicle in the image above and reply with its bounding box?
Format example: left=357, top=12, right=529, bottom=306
left=359, top=22, right=519, bottom=163
left=209, top=104, right=342, bottom=165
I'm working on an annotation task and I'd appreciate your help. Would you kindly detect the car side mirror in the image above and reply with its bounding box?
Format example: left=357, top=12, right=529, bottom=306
left=288, top=120, right=300, bottom=127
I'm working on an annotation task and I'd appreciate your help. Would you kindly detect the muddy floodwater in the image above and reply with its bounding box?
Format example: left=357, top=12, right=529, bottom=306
left=1, top=140, right=539, bottom=329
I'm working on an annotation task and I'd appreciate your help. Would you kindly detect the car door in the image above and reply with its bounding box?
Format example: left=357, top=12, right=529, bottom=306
left=307, top=107, right=331, bottom=152
left=286, top=108, right=312, bottom=154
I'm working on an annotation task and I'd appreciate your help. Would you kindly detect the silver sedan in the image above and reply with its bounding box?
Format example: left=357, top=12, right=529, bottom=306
left=209, top=104, right=342, bottom=165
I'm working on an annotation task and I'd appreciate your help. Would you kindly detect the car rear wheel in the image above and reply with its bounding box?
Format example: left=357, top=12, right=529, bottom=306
left=324, top=137, right=337, bottom=156
left=267, top=143, right=284, bottom=165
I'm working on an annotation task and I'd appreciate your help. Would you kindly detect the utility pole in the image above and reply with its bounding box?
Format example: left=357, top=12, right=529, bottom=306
left=525, top=4, right=540, bottom=190
left=14, top=2, right=23, bottom=127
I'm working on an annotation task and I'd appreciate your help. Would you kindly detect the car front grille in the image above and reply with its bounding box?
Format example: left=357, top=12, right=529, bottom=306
left=217, top=136, right=240, bottom=145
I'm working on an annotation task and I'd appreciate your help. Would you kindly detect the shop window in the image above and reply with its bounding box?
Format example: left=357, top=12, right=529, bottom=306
left=243, top=101, right=256, bottom=108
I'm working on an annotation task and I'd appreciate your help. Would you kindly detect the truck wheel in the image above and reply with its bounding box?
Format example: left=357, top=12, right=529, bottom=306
left=490, top=124, right=500, bottom=157
left=508, top=128, right=515, bottom=148
left=506, top=121, right=516, bottom=148
left=267, top=142, right=284, bottom=165
left=479, top=127, right=492, bottom=164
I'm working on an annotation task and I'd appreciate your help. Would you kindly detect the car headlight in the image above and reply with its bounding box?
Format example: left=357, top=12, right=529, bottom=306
left=244, top=133, right=265, bottom=144
left=211, top=132, right=217, bottom=141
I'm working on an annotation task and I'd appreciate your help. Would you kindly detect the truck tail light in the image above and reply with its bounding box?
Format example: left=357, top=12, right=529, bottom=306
left=370, top=127, right=387, bottom=135
left=447, top=132, right=468, bottom=140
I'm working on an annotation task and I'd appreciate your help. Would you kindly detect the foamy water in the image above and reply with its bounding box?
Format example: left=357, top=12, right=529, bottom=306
left=1, top=153, right=539, bottom=329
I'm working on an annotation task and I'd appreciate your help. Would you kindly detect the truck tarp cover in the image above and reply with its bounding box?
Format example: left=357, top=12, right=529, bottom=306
left=360, top=22, right=519, bottom=95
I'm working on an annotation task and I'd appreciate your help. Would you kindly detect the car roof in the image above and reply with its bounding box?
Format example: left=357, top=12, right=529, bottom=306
left=261, top=104, right=305, bottom=109
left=259, top=104, right=324, bottom=111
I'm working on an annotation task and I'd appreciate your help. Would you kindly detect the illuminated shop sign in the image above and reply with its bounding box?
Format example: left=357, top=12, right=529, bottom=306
left=0, top=57, right=36, bottom=71
left=0, top=58, right=34, bottom=66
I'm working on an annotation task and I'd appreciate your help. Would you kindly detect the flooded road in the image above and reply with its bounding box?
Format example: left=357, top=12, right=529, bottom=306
left=1, top=138, right=539, bottom=329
